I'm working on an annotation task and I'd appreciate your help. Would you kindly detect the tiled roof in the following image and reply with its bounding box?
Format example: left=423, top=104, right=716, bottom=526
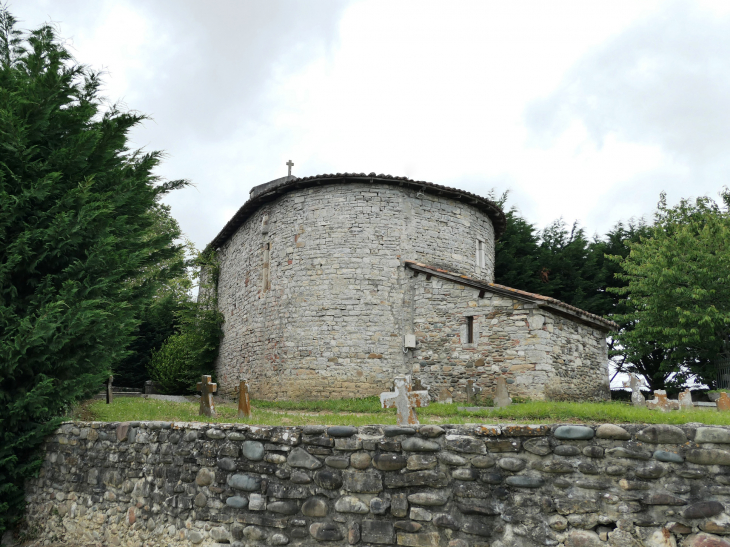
left=404, top=261, right=618, bottom=331
left=206, top=173, right=506, bottom=251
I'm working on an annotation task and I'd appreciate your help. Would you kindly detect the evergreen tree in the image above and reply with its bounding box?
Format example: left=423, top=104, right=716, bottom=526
left=495, top=209, right=610, bottom=317
left=0, top=11, right=186, bottom=531
left=114, top=207, right=195, bottom=387
left=493, top=208, right=542, bottom=292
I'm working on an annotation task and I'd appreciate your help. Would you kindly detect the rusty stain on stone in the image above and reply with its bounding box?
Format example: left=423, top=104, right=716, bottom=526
left=718, top=392, right=730, bottom=412
left=238, top=376, right=251, bottom=419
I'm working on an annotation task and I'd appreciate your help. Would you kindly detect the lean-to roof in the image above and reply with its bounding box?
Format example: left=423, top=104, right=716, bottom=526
left=405, top=261, right=618, bottom=332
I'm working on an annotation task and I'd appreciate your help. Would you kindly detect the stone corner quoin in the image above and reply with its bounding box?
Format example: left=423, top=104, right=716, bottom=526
left=208, top=173, right=612, bottom=403
left=23, top=420, right=730, bottom=547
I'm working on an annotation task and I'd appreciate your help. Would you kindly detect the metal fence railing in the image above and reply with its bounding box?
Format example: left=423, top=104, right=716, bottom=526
left=718, top=356, right=730, bottom=390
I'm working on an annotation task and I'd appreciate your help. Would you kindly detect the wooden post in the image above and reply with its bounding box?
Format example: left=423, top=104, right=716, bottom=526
left=106, top=375, right=113, bottom=405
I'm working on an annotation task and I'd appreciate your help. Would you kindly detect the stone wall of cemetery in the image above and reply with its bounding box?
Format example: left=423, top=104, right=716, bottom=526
left=408, top=275, right=611, bottom=402
left=213, top=181, right=496, bottom=400
left=23, top=420, right=730, bottom=547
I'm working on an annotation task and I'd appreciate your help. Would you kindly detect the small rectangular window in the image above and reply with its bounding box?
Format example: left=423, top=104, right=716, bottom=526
left=262, top=242, right=271, bottom=292
left=466, top=316, right=474, bottom=344
left=476, top=239, right=485, bottom=268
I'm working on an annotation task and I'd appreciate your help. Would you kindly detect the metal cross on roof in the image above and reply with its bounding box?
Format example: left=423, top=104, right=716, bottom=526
left=286, top=160, right=294, bottom=176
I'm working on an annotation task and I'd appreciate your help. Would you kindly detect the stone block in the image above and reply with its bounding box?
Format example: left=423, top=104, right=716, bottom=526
left=397, top=532, right=441, bottom=546
left=361, top=520, right=395, bottom=544
left=343, top=470, right=383, bottom=493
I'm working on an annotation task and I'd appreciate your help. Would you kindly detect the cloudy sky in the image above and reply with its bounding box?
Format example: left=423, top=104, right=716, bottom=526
left=14, top=0, right=730, bottom=251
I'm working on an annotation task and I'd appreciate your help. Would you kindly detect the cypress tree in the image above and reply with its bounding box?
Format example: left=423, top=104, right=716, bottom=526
left=0, top=11, right=186, bottom=531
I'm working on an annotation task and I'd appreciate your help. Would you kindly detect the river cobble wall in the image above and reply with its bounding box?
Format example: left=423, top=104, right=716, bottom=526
left=25, top=420, right=730, bottom=547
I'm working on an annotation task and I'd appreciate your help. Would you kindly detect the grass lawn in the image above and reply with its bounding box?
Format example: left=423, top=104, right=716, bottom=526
left=73, top=396, right=730, bottom=427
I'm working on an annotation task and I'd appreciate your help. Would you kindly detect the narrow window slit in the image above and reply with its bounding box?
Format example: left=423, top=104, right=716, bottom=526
left=262, top=242, right=271, bottom=292
left=466, top=316, right=474, bottom=344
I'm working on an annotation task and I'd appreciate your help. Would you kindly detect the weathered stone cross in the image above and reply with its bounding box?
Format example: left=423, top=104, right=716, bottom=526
left=197, top=375, right=217, bottom=417
left=380, top=376, right=430, bottom=425
left=238, top=375, right=251, bottom=418
left=286, top=160, right=294, bottom=176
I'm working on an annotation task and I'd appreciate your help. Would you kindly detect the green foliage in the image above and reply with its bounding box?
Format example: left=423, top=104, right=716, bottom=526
left=0, top=10, right=186, bottom=533
left=147, top=250, right=223, bottom=394
left=596, top=221, right=681, bottom=391
left=495, top=206, right=612, bottom=317
left=609, top=191, right=730, bottom=388
left=114, top=213, right=196, bottom=387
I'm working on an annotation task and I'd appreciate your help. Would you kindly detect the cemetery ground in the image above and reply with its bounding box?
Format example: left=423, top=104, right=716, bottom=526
left=73, top=396, right=730, bottom=427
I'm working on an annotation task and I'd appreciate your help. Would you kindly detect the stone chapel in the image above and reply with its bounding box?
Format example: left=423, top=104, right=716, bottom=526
left=206, top=173, right=615, bottom=402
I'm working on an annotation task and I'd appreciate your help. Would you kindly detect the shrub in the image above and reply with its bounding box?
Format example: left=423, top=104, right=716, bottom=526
left=148, top=251, right=223, bottom=394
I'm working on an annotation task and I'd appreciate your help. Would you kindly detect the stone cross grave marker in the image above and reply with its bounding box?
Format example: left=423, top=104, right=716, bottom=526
left=380, top=376, right=430, bottom=425
left=466, top=379, right=482, bottom=404
left=197, top=375, right=217, bottom=417
left=238, top=375, right=251, bottom=419
left=494, top=376, right=512, bottom=408
left=624, top=374, right=645, bottom=407
left=678, top=389, right=693, bottom=410
left=106, top=375, right=114, bottom=405
left=646, top=390, right=679, bottom=412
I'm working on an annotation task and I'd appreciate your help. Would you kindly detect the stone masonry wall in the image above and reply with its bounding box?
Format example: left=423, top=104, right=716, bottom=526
left=24, top=420, right=730, bottom=547
left=214, top=182, right=495, bottom=400
left=407, top=275, right=610, bottom=402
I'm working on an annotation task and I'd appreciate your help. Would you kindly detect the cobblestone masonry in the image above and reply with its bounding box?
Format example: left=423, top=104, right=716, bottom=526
left=24, top=421, right=730, bottom=547
left=210, top=174, right=612, bottom=401
left=213, top=179, right=496, bottom=400
left=407, top=274, right=610, bottom=402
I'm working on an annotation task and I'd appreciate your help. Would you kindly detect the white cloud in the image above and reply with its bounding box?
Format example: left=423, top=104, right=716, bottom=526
left=13, top=0, right=730, bottom=248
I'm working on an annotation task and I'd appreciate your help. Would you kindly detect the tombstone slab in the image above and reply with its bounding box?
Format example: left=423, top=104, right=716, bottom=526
left=678, top=389, right=693, bottom=410
left=718, top=392, right=730, bottom=412
left=494, top=377, right=512, bottom=408
left=381, top=376, right=430, bottom=426
left=197, top=375, right=217, bottom=417
left=238, top=376, right=251, bottom=418
left=646, top=390, right=679, bottom=412
left=438, top=387, right=452, bottom=404
left=625, top=374, right=645, bottom=407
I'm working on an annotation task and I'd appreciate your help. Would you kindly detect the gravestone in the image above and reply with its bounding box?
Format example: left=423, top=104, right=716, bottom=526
left=646, top=390, right=679, bottom=412
left=238, top=376, right=251, bottom=418
left=106, top=375, right=114, bottom=405
left=197, top=375, right=218, bottom=417
left=438, top=387, right=453, bottom=404
left=718, top=392, right=730, bottom=412
left=494, top=377, right=512, bottom=408
left=678, top=389, right=693, bottom=410
left=380, top=376, right=430, bottom=425
left=624, top=374, right=645, bottom=407
left=466, top=379, right=482, bottom=404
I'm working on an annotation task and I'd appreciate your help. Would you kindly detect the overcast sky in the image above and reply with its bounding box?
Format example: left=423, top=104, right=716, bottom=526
left=14, top=0, right=730, bottom=250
